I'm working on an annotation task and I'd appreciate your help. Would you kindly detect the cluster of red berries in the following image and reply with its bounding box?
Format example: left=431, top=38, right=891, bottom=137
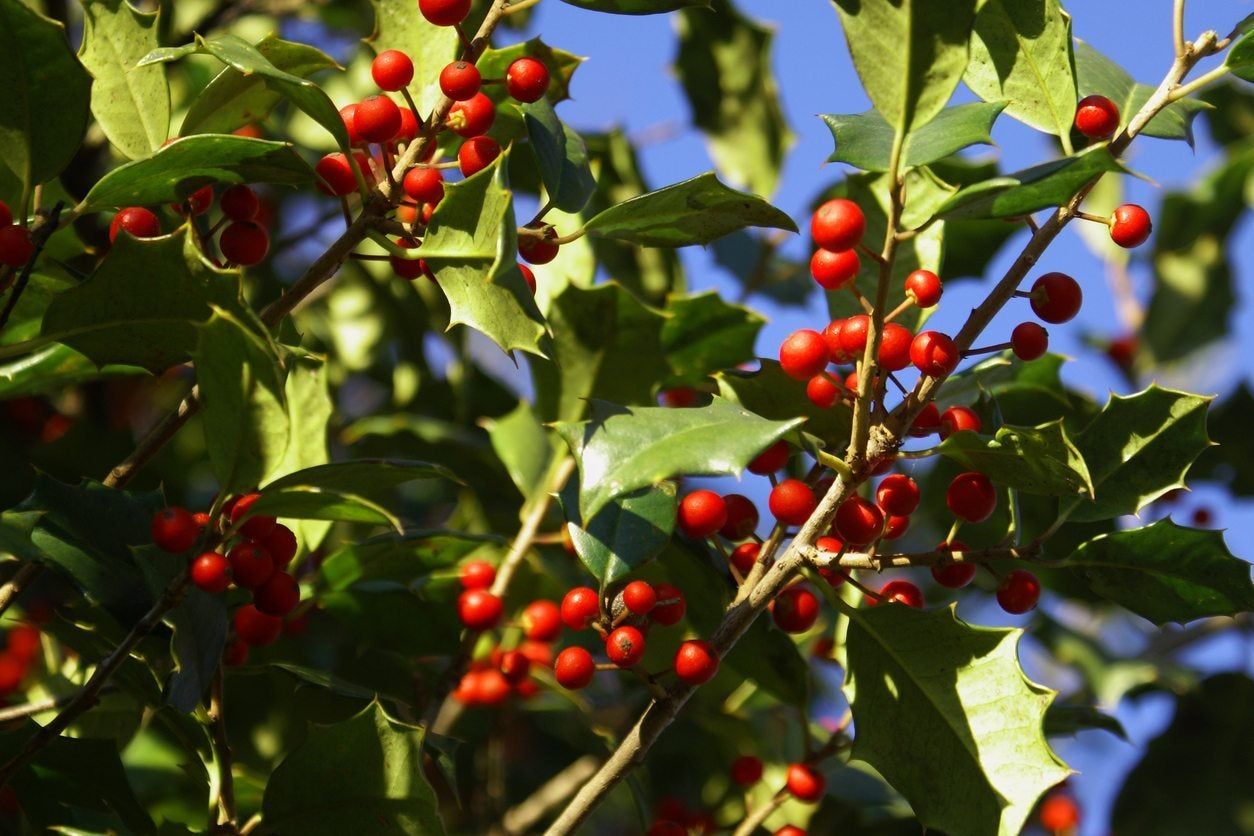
left=150, top=493, right=304, bottom=664
left=0, top=623, right=42, bottom=698
left=108, top=183, right=270, bottom=267
left=1073, top=95, right=1153, bottom=247
left=0, top=201, right=34, bottom=270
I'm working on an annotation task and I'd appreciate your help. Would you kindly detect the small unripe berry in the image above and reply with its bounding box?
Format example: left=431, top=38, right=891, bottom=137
left=748, top=440, right=789, bottom=475
left=811, top=198, right=865, bottom=252
left=769, top=479, right=817, bottom=526
left=459, top=560, right=496, bottom=590
left=506, top=56, right=550, bottom=103
left=622, top=580, right=657, bottom=615
left=772, top=585, right=820, bottom=633
left=190, top=552, right=230, bottom=594
left=354, top=95, right=402, bottom=144
left=1011, top=322, right=1049, bottom=361
left=947, top=471, right=997, bottom=523
left=419, top=0, right=471, bottom=27
left=234, top=604, right=282, bottom=647
left=719, top=494, right=759, bottom=541
left=905, top=269, right=942, bottom=307
left=674, top=639, right=719, bottom=684
left=1109, top=204, right=1152, bottom=248
left=447, top=92, right=495, bottom=137
left=440, top=60, right=482, bottom=101
left=876, top=579, right=923, bottom=608
left=229, top=542, right=275, bottom=590
left=651, top=583, right=686, bottom=626
left=678, top=490, right=728, bottom=539
left=220, top=185, right=259, bottom=222
left=730, top=755, right=764, bottom=786
left=1030, top=272, right=1083, bottom=324
left=997, top=570, right=1041, bottom=614
left=1075, top=94, right=1120, bottom=139
left=606, top=625, right=646, bottom=667
left=779, top=329, right=829, bottom=380
left=561, top=587, right=601, bottom=631
left=554, top=646, right=595, bottom=689
left=109, top=207, right=161, bottom=242
left=151, top=507, right=199, bottom=553
left=220, top=221, right=270, bottom=266
left=372, top=49, right=414, bottom=91
left=810, top=247, right=859, bottom=290
left=0, top=225, right=34, bottom=268
left=939, top=405, right=982, bottom=439
left=834, top=496, right=884, bottom=546
left=910, top=330, right=959, bottom=377
left=522, top=599, right=562, bottom=641
left=786, top=763, right=825, bottom=802
left=876, top=473, right=920, bottom=516
left=254, top=571, right=300, bottom=617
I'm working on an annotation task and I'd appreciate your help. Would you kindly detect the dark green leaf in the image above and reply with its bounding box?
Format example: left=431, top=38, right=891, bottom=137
left=935, top=353, right=1069, bottom=411
left=661, top=290, right=763, bottom=385
left=1075, top=42, right=1208, bottom=144
left=560, top=476, right=676, bottom=588
left=320, top=530, right=499, bottom=592
left=1224, top=29, right=1254, bottom=82
left=558, top=0, right=710, bottom=13
left=937, top=420, right=1092, bottom=497
left=1043, top=704, right=1128, bottom=740
left=79, top=0, right=169, bottom=158
left=267, top=354, right=334, bottom=552
left=939, top=146, right=1123, bottom=219
left=929, top=156, right=1022, bottom=281
left=160, top=559, right=228, bottom=713
left=716, top=360, right=852, bottom=449
left=522, top=100, right=596, bottom=213
left=821, top=102, right=1005, bottom=172
left=476, top=38, right=584, bottom=106
left=1194, top=384, right=1254, bottom=497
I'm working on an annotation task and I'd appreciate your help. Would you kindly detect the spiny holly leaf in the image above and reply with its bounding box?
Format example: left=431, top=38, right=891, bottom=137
left=420, top=154, right=551, bottom=359
left=79, top=0, right=169, bottom=159
left=180, top=34, right=340, bottom=136
left=0, top=344, right=143, bottom=398
left=675, top=0, right=793, bottom=197
left=821, top=102, right=1005, bottom=172
left=556, top=397, right=803, bottom=521
left=583, top=171, right=797, bottom=247
left=936, top=354, right=1069, bottom=411
left=0, top=0, right=92, bottom=189
left=265, top=354, right=334, bottom=553
left=262, top=702, right=446, bottom=836
left=964, top=0, right=1077, bottom=145
left=558, top=0, right=710, bottom=13
left=937, top=421, right=1092, bottom=497
left=939, top=146, right=1122, bottom=219
left=1062, top=386, right=1212, bottom=523
left=832, top=0, right=978, bottom=134
left=367, top=0, right=457, bottom=115
left=1075, top=42, right=1208, bottom=145
left=844, top=605, right=1070, bottom=836
left=320, top=530, right=499, bottom=592
left=81, top=134, right=315, bottom=210
left=1067, top=520, right=1254, bottom=625
left=40, top=229, right=244, bottom=372
left=522, top=100, right=596, bottom=213
left=661, top=291, right=764, bottom=386
left=716, top=360, right=852, bottom=448
left=477, top=38, right=584, bottom=106
left=560, top=476, right=676, bottom=589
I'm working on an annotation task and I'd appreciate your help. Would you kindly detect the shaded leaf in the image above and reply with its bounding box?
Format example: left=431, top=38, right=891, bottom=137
left=558, top=0, right=710, bottom=13
left=939, top=146, right=1122, bottom=219
left=320, top=530, right=499, bottom=592
left=522, top=99, right=596, bottom=213
left=661, top=290, right=764, bottom=385
left=937, top=421, right=1092, bottom=497
left=716, top=360, right=852, bottom=449
left=560, top=476, right=676, bottom=589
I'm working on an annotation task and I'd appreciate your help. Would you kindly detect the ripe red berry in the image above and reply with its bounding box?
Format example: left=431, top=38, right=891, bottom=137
left=223, top=639, right=250, bottom=666
left=229, top=542, right=275, bottom=589
left=1011, top=322, right=1049, bottom=361
left=561, top=587, right=601, bottom=631
left=1075, top=94, right=1120, bottom=139
left=522, top=599, right=562, bottom=641
left=834, top=496, right=884, bottom=546
left=997, top=570, right=1041, bottom=614
left=730, top=755, right=763, bottom=786
left=947, top=471, right=997, bottom=523
left=0, top=225, right=34, bottom=268
left=786, top=763, right=825, bottom=803
left=931, top=541, right=977, bottom=589
left=811, top=198, right=865, bottom=252
left=440, top=60, right=482, bottom=101
left=507, top=56, right=551, bottom=103
left=315, top=153, right=358, bottom=196
left=748, top=441, right=789, bottom=475
left=775, top=827, right=807, bottom=836
left=459, top=134, right=501, bottom=177
left=397, top=107, right=419, bottom=142
left=418, top=0, right=470, bottom=26
left=622, top=581, right=657, bottom=615
left=403, top=167, right=444, bottom=205
left=518, top=263, right=537, bottom=294
left=447, top=92, right=495, bottom=137
left=338, top=104, right=363, bottom=145
left=151, top=507, right=199, bottom=553
left=838, top=314, right=870, bottom=358
left=497, top=649, right=531, bottom=684
left=229, top=493, right=276, bottom=540
left=905, top=269, right=942, bottom=307
left=235, top=604, right=282, bottom=647
left=883, top=514, right=909, bottom=540
left=554, top=646, right=595, bottom=689
left=1109, top=203, right=1152, bottom=248
left=910, top=330, right=960, bottom=378
left=910, top=402, right=942, bottom=437
left=678, top=490, right=728, bottom=539
left=190, top=552, right=231, bottom=594
left=719, top=494, right=759, bottom=541
left=606, top=625, right=646, bottom=667
left=458, top=589, right=504, bottom=631
left=806, top=374, right=841, bottom=408
left=354, top=95, right=402, bottom=143
left=219, top=221, right=270, bottom=266
left=779, top=329, right=829, bottom=380
left=876, top=579, right=923, bottom=608
left=769, top=479, right=817, bottom=526
left=940, top=405, right=982, bottom=439
left=810, top=247, right=859, bottom=290
left=651, top=583, right=686, bottom=626
left=821, top=319, right=850, bottom=363
left=259, top=524, right=297, bottom=568
left=879, top=322, right=913, bottom=372
left=519, top=224, right=560, bottom=264
left=674, top=639, right=719, bottom=685
left=171, top=185, right=213, bottom=216
left=729, top=542, right=760, bottom=575
left=1039, top=792, right=1080, bottom=832
left=876, top=473, right=920, bottom=516
left=0, top=201, right=10, bottom=227
left=372, top=49, right=414, bottom=91
left=773, top=585, right=820, bottom=633
left=254, top=571, right=300, bottom=617
left=460, top=560, right=496, bottom=590
left=220, top=185, right=259, bottom=222
left=6, top=625, right=40, bottom=663
left=109, top=207, right=161, bottom=242
left=1030, top=272, right=1083, bottom=324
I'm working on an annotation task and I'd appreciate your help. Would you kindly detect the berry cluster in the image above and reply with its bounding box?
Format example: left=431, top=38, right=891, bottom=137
left=107, top=182, right=271, bottom=268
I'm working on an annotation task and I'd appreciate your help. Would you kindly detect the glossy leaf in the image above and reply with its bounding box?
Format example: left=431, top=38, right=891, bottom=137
left=560, top=476, right=677, bottom=588
left=1067, top=520, right=1254, bottom=625
left=556, top=397, right=803, bottom=521
left=939, top=146, right=1123, bottom=219
left=267, top=354, right=334, bottom=552
left=930, top=156, right=1022, bottom=281
left=821, top=102, right=1005, bottom=172
left=368, top=0, right=459, bottom=114
left=522, top=100, right=596, bottom=213
left=937, top=421, right=1092, bottom=497
left=844, top=605, right=1069, bottom=836
left=935, top=353, right=1069, bottom=410
left=716, top=360, right=852, bottom=448
left=1075, top=42, right=1208, bottom=144
left=79, top=0, right=169, bottom=158
left=661, top=291, right=764, bottom=385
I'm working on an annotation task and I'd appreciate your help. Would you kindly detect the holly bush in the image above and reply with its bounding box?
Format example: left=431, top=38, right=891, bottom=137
left=0, top=0, right=1250, bottom=834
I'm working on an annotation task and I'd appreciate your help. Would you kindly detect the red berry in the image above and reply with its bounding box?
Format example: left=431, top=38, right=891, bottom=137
left=219, top=221, right=269, bottom=266
left=0, top=201, right=10, bottom=227
left=372, top=49, right=414, bottom=91
left=931, top=541, right=977, bottom=589
left=561, top=587, right=601, bottom=631
left=719, top=494, right=759, bottom=541
left=905, top=269, right=942, bottom=307
left=171, top=185, right=213, bottom=216
left=519, top=640, right=554, bottom=669
left=822, top=319, right=851, bottom=362
left=997, top=570, right=1041, bottom=614
left=674, top=639, right=719, bottom=685
left=838, top=314, right=870, bottom=358
left=220, top=185, right=259, bottom=222
left=6, top=625, right=40, bottom=663
left=224, top=639, right=250, bottom=666
left=458, top=589, right=504, bottom=631
left=769, top=479, right=817, bottom=526
left=190, top=552, right=231, bottom=594
left=1109, top=204, right=1151, bottom=248
left=440, top=60, right=482, bottom=101
left=651, top=583, right=686, bottom=626
left=419, top=0, right=470, bottom=26
left=779, top=329, right=829, bottom=380
left=879, top=322, right=913, bottom=372
left=229, top=542, right=275, bottom=590
left=459, top=560, right=496, bottom=590
left=506, top=57, right=550, bottom=103
left=910, top=331, right=960, bottom=377
left=876, top=473, right=920, bottom=516
left=648, top=822, right=686, bottom=836
left=152, top=507, right=199, bottom=553
left=396, top=107, right=420, bottom=142
left=773, top=585, right=820, bottom=633
left=786, top=763, right=825, bottom=803
left=775, top=827, right=806, bottom=836
left=806, top=374, right=841, bottom=408
left=811, top=198, right=865, bottom=252
left=1075, top=94, right=1120, bottom=139
left=554, top=646, right=595, bottom=689
left=109, top=207, right=161, bottom=242
left=606, top=625, right=646, bottom=667
left=476, top=668, right=512, bottom=705
left=910, top=402, right=942, bottom=437
left=518, top=263, right=537, bottom=295
left=498, top=649, right=531, bottom=684
left=834, top=496, right=884, bottom=546
left=0, top=225, right=34, bottom=268
left=1039, top=792, right=1080, bottom=832
left=883, top=514, right=909, bottom=540
left=254, top=571, right=300, bottom=617
left=339, top=104, right=363, bottom=145
left=403, top=167, right=445, bottom=205
left=229, top=493, right=276, bottom=539
left=678, top=490, right=728, bottom=538
left=235, top=604, right=282, bottom=647
left=940, top=405, right=982, bottom=439
left=447, top=92, right=495, bottom=137
left=355, top=95, right=402, bottom=144
left=259, top=524, right=297, bottom=568
left=1011, top=322, right=1049, bottom=361
left=315, top=153, right=357, bottom=196
left=522, top=599, right=562, bottom=641
left=730, top=755, right=763, bottom=786
left=0, top=655, right=24, bottom=695
left=622, top=581, right=657, bottom=615
left=810, top=247, right=859, bottom=290
left=947, top=471, right=997, bottom=522
left=748, top=441, right=789, bottom=475
left=876, top=579, right=923, bottom=608
left=1030, top=272, right=1082, bottom=324
left=519, top=224, right=559, bottom=264
left=729, top=542, right=760, bottom=575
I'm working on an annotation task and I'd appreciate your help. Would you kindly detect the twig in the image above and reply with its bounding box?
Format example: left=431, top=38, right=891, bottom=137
left=497, top=756, right=599, bottom=835
left=208, top=668, right=237, bottom=831
left=0, top=685, right=117, bottom=724
left=0, top=562, right=44, bottom=620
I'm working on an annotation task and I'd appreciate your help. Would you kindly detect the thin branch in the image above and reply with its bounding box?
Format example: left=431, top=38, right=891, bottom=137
left=0, top=685, right=117, bottom=724
left=498, top=756, right=599, bottom=835
left=208, top=668, right=237, bottom=831
left=1173, top=0, right=1187, bottom=58
left=0, top=562, right=44, bottom=620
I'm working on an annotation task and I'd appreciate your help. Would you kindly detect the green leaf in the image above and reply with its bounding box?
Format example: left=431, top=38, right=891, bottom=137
left=180, top=35, right=339, bottom=136
left=1043, top=704, right=1128, bottom=740
left=522, top=100, right=596, bottom=213
left=555, top=397, right=802, bottom=521
left=420, top=154, right=550, bottom=358
left=964, top=0, right=1077, bottom=145
left=193, top=307, right=290, bottom=493
left=39, top=228, right=244, bottom=372
left=560, top=476, right=676, bottom=589
left=821, top=102, right=1005, bottom=172
left=262, top=702, right=446, bottom=836
left=939, top=146, right=1123, bottom=218
left=1067, top=520, right=1254, bottom=626
left=266, top=353, right=334, bottom=552
left=0, top=0, right=92, bottom=189
left=483, top=402, right=552, bottom=498
left=661, top=290, right=764, bottom=385
left=1061, top=386, right=1212, bottom=523
left=832, top=0, right=978, bottom=134
left=583, top=171, right=797, bottom=247
left=320, top=530, right=498, bottom=592
left=81, top=134, right=315, bottom=210
left=675, top=0, right=792, bottom=196
left=935, top=353, right=1069, bottom=411
left=141, top=33, right=348, bottom=149
left=1075, top=42, right=1208, bottom=144
left=937, top=421, right=1092, bottom=497
left=476, top=39, right=584, bottom=106
left=1195, top=385, right=1254, bottom=497
left=716, top=360, right=851, bottom=448
left=844, top=605, right=1070, bottom=836
left=1113, top=674, right=1254, bottom=835
left=558, top=0, right=711, bottom=13
left=367, top=0, right=458, bottom=115
left=79, top=0, right=169, bottom=158
left=1227, top=29, right=1254, bottom=82
left=930, top=156, right=1022, bottom=281
left=162, top=566, right=228, bottom=713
